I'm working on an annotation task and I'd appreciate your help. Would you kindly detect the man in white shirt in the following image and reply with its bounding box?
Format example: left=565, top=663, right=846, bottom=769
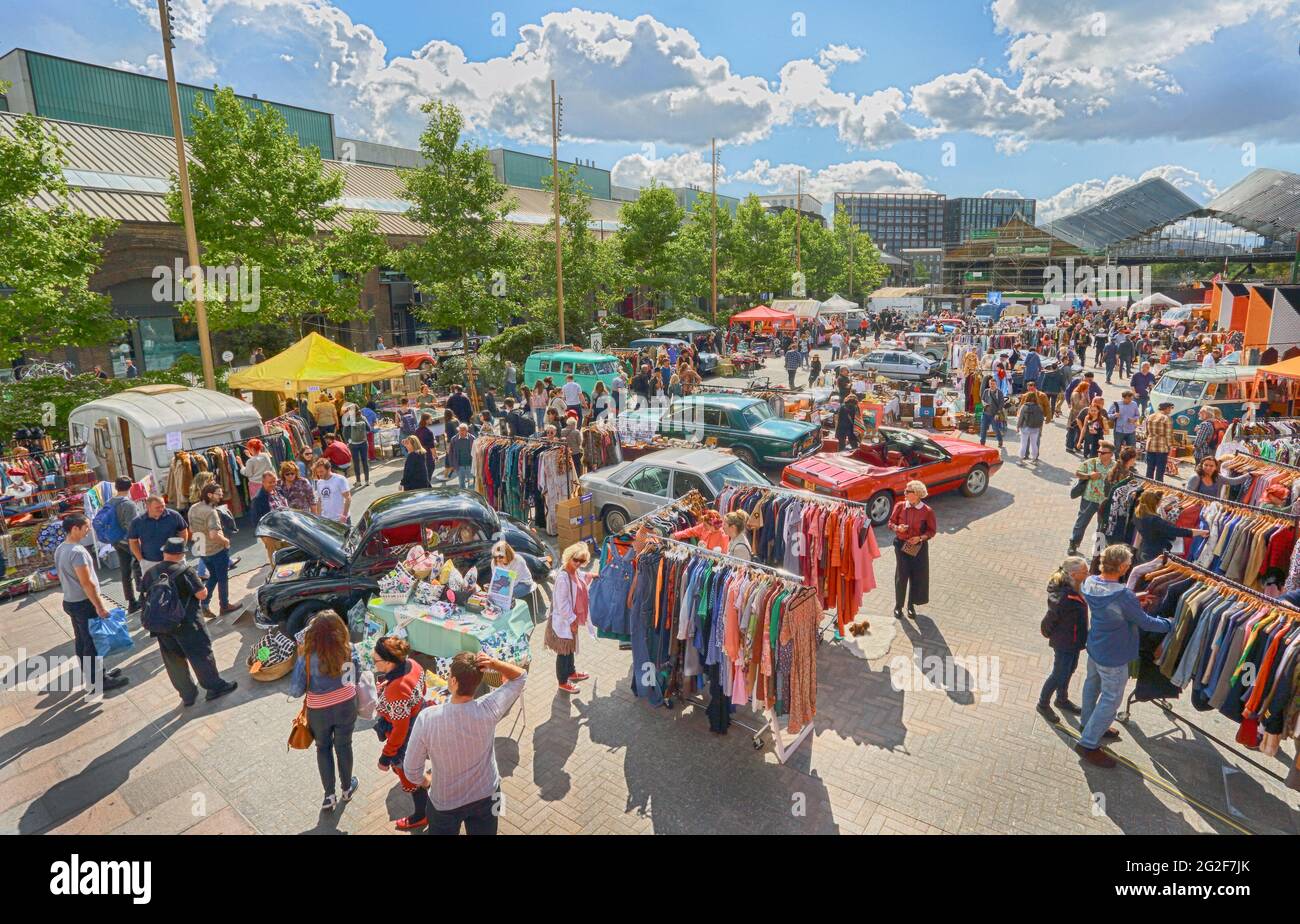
left=403, top=651, right=526, bottom=835
left=562, top=374, right=584, bottom=426
left=1201, top=348, right=1217, bottom=368
left=830, top=330, right=844, bottom=361
left=311, top=458, right=352, bottom=524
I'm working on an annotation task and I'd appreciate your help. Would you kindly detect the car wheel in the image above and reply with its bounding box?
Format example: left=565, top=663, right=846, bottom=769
left=731, top=446, right=759, bottom=468
left=285, top=600, right=329, bottom=637
left=866, top=490, right=894, bottom=526
left=961, top=464, right=989, bottom=497
left=602, top=506, right=631, bottom=534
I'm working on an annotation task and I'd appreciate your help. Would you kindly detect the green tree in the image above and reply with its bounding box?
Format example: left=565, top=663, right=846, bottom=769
left=828, top=208, right=887, bottom=298
left=173, top=87, right=388, bottom=333
left=616, top=184, right=683, bottom=315
left=0, top=112, right=123, bottom=364
left=724, top=195, right=791, bottom=305
left=665, top=194, right=732, bottom=318
left=397, top=100, right=521, bottom=370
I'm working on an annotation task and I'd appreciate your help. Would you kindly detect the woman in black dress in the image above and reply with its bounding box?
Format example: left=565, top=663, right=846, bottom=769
left=399, top=436, right=432, bottom=491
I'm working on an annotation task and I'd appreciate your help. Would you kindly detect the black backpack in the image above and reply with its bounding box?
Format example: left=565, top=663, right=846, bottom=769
left=141, top=564, right=189, bottom=634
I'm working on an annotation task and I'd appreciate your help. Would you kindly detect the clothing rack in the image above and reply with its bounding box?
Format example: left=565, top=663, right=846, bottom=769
left=643, top=533, right=815, bottom=762
left=1132, top=475, right=1299, bottom=522
left=613, top=489, right=706, bottom=539
left=722, top=478, right=870, bottom=512
left=1119, top=555, right=1297, bottom=790
left=1227, top=449, right=1300, bottom=476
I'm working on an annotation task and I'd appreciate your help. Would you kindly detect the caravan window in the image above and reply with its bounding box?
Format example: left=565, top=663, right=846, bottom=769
left=152, top=442, right=172, bottom=467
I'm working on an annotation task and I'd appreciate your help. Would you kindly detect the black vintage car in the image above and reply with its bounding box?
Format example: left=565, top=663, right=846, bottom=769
left=254, top=488, right=553, bottom=634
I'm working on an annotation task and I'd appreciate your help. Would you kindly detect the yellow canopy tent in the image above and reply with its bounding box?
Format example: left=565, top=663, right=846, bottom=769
left=228, top=332, right=404, bottom=396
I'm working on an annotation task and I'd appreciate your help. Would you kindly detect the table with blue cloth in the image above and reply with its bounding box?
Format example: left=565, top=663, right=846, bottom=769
left=367, top=597, right=532, bottom=657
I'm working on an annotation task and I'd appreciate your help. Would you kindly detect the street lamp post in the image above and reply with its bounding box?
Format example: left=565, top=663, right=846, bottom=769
left=156, top=0, right=216, bottom=390
left=550, top=79, right=565, bottom=344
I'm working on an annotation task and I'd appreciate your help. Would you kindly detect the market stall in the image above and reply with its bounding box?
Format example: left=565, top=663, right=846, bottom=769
left=228, top=332, right=404, bottom=399
left=728, top=305, right=797, bottom=335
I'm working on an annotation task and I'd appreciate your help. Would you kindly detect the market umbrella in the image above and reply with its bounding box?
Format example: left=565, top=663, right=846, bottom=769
left=1130, top=293, right=1181, bottom=314
left=729, top=305, right=798, bottom=328
left=653, top=317, right=716, bottom=335
left=228, top=331, right=404, bottom=396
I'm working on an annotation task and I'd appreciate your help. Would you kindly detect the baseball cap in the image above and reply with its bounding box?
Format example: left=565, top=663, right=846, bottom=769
left=163, top=536, right=187, bottom=556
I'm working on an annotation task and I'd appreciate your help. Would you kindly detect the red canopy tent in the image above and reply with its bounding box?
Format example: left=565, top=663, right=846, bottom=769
left=729, top=305, right=797, bottom=331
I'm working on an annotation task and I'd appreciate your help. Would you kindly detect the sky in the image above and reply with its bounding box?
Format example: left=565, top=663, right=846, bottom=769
left=3, top=0, right=1299, bottom=221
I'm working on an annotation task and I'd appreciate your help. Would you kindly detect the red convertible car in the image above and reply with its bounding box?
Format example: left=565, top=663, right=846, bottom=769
left=781, top=427, right=1002, bottom=525
left=364, top=346, right=438, bottom=372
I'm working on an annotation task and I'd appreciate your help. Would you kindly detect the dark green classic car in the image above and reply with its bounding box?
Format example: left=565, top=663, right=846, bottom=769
left=619, top=393, right=821, bottom=470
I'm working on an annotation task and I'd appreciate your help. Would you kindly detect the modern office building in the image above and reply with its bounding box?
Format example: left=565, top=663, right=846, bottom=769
left=759, top=192, right=825, bottom=226
left=834, top=192, right=945, bottom=255
left=943, top=196, right=1036, bottom=245
left=487, top=148, right=612, bottom=200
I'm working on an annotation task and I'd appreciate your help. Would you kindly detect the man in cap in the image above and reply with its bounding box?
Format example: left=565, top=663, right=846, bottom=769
left=140, top=536, right=238, bottom=707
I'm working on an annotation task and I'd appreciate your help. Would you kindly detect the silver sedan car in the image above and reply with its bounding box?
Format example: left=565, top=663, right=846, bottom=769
left=579, top=448, right=769, bottom=534
left=825, top=348, right=938, bottom=381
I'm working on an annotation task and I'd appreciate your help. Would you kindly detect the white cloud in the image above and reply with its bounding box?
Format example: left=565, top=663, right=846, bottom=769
left=982, top=188, right=1024, bottom=198
left=734, top=158, right=933, bottom=208
left=1036, top=164, right=1219, bottom=223
left=817, top=44, right=865, bottom=70
left=910, top=0, right=1300, bottom=149
left=279, top=53, right=295, bottom=63
left=610, top=150, right=721, bottom=189
left=111, top=54, right=165, bottom=76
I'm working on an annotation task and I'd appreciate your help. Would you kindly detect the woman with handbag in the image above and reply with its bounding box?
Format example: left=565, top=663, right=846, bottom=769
left=371, top=636, right=431, bottom=832
left=288, top=612, right=361, bottom=812
left=1036, top=555, right=1090, bottom=724
left=888, top=480, right=937, bottom=620
left=547, top=542, right=594, bottom=695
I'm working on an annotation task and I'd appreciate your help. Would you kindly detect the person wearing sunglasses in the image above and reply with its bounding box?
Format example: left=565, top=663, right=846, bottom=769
left=278, top=461, right=315, bottom=512
left=1068, top=442, right=1115, bottom=556
left=490, top=541, right=534, bottom=602
left=546, top=542, right=593, bottom=695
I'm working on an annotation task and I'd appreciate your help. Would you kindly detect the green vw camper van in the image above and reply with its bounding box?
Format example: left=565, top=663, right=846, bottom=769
left=522, top=348, right=623, bottom=399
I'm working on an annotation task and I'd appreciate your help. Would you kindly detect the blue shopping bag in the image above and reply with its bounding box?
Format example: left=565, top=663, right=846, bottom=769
left=89, top=607, right=134, bottom=657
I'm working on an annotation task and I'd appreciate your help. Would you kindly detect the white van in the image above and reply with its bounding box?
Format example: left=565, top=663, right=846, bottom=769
left=68, top=385, right=264, bottom=495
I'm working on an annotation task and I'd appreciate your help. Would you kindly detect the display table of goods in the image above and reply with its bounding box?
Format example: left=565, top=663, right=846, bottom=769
left=366, top=548, right=534, bottom=665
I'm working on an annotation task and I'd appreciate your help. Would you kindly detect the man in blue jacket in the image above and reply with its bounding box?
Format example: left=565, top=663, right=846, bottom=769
left=1076, top=544, right=1174, bottom=768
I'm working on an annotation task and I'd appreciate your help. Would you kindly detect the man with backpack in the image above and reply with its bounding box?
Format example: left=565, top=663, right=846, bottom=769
left=397, top=398, right=418, bottom=456
left=1016, top=382, right=1049, bottom=464
left=94, top=477, right=141, bottom=613
left=503, top=398, right=534, bottom=438
left=140, top=536, right=237, bottom=707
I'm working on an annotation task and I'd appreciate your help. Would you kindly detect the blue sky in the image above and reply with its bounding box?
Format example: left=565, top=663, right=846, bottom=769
left=3, top=0, right=1299, bottom=220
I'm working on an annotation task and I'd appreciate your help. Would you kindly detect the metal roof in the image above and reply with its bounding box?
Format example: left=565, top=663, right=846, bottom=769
left=1206, top=168, right=1300, bottom=240
left=0, top=111, right=623, bottom=236
left=1040, top=177, right=1201, bottom=252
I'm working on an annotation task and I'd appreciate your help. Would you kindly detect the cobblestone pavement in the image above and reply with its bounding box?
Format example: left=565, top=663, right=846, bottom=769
left=2, top=348, right=1298, bottom=835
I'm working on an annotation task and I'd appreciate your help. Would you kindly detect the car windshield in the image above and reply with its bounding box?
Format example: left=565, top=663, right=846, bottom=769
left=739, top=403, right=774, bottom=427
left=1153, top=376, right=1205, bottom=399
left=341, top=511, right=369, bottom=558
left=706, top=460, right=769, bottom=491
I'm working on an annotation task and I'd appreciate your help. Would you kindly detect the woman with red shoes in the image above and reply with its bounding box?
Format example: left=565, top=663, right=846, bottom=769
left=372, top=636, right=431, bottom=832
left=546, top=542, right=594, bottom=695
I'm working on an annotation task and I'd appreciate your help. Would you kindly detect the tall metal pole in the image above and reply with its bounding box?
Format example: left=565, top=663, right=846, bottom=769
left=710, top=138, right=718, bottom=324
left=157, top=0, right=215, bottom=389
left=795, top=171, right=802, bottom=273
left=849, top=229, right=855, bottom=298
left=550, top=79, right=565, bottom=344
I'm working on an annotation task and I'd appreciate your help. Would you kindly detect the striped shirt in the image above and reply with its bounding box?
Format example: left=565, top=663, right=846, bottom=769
left=402, top=674, right=526, bottom=811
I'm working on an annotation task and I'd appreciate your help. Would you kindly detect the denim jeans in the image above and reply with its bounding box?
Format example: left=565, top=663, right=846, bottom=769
left=349, top=443, right=370, bottom=483
left=307, top=696, right=358, bottom=797
left=1038, top=648, right=1080, bottom=706
left=1113, top=430, right=1136, bottom=450
left=979, top=413, right=1005, bottom=445
left=63, top=598, right=101, bottom=685
left=1135, top=395, right=1151, bottom=417
left=202, top=548, right=230, bottom=609
left=427, top=790, right=499, bottom=835
left=1079, top=657, right=1130, bottom=749
left=456, top=464, right=472, bottom=489
left=1070, top=499, right=1099, bottom=546
left=1145, top=451, right=1168, bottom=481
left=533, top=408, right=545, bottom=430
left=830, top=346, right=841, bottom=361
left=113, top=542, right=140, bottom=608
left=156, top=613, right=224, bottom=702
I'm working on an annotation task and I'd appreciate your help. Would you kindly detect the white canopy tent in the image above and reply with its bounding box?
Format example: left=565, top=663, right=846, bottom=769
left=818, top=294, right=860, bottom=314
left=771, top=298, right=822, bottom=321
left=1129, top=293, right=1182, bottom=314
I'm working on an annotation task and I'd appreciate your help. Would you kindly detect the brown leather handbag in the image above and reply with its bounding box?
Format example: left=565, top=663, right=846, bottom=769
left=287, top=654, right=315, bottom=750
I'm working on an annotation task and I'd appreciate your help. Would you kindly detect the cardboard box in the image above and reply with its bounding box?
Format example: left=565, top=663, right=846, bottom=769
left=557, top=493, right=595, bottom=529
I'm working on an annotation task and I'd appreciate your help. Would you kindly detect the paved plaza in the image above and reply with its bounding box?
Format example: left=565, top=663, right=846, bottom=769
left=2, top=351, right=1298, bottom=836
